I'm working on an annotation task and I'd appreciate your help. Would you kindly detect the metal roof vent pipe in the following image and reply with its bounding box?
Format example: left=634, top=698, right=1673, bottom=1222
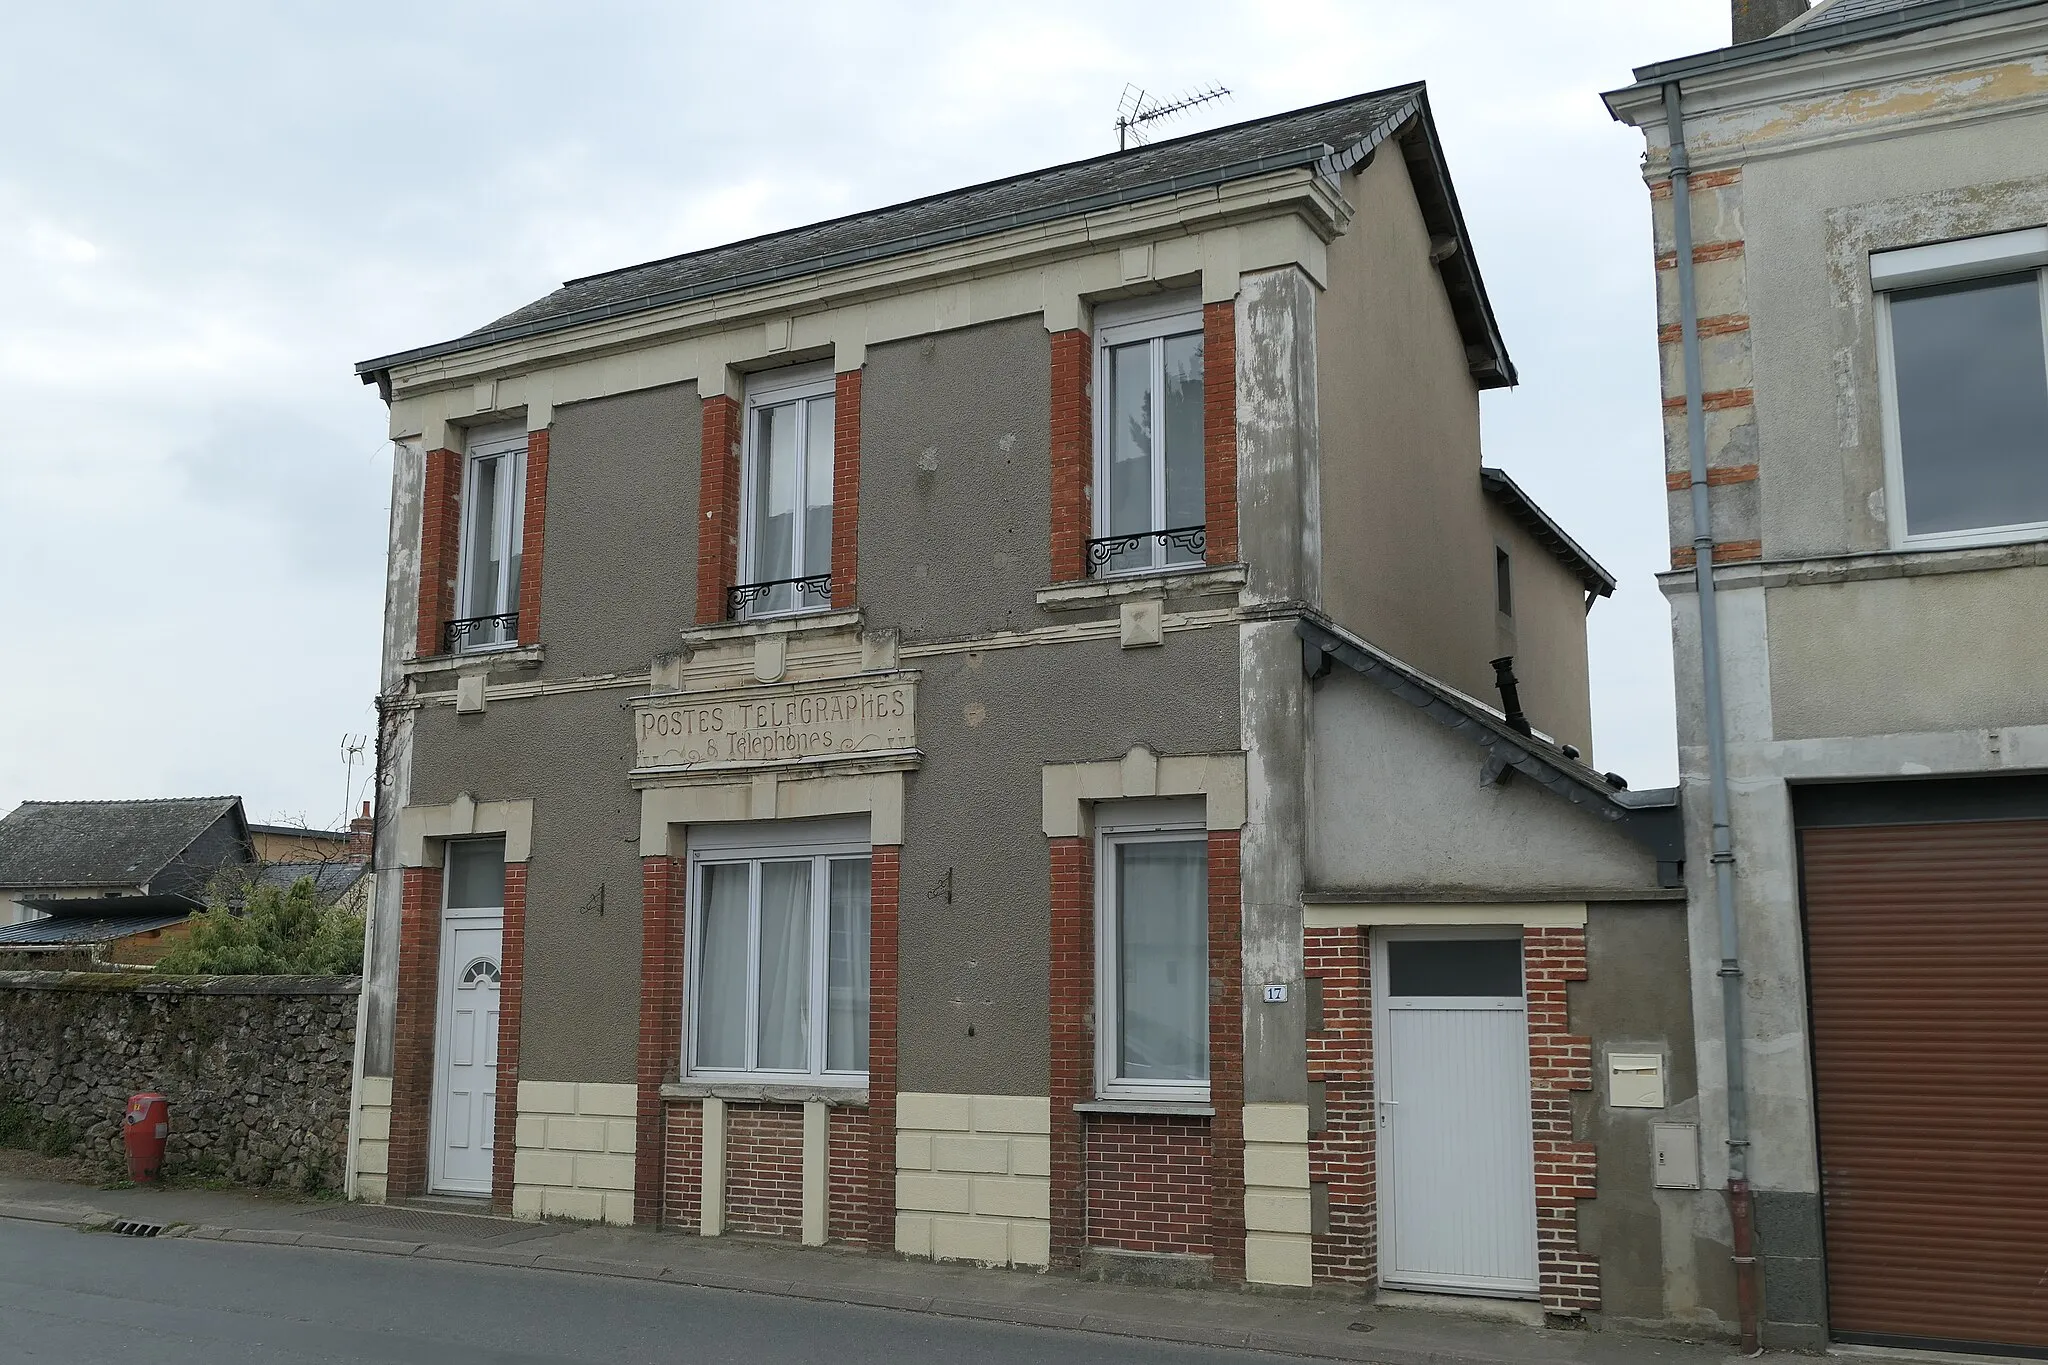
left=1732, top=0, right=1809, bottom=44
left=1489, top=656, right=1533, bottom=736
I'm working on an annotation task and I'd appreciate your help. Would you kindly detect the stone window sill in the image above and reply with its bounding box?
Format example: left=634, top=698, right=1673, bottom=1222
left=679, top=607, right=863, bottom=648
left=661, top=1080, right=868, bottom=1107
left=1074, top=1099, right=1215, bottom=1118
left=1036, top=565, right=1245, bottom=612
left=404, top=644, right=544, bottom=678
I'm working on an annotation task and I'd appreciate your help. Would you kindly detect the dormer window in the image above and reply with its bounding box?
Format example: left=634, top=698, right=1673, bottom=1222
left=733, top=366, right=836, bottom=618
left=1091, top=295, right=1206, bottom=577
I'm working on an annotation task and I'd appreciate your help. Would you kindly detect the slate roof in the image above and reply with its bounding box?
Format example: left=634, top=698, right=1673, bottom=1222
left=1619, top=0, right=2039, bottom=86
left=357, top=83, right=1515, bottom=389
left=251, top=860, right=369, bottom=904
left=0, top=912, right=192, bottom=948
left=0, top=798, right=246, bottom=891
left=1792, top=0, right=1939, bottom=27
left=1480, top=468, right=1617, bottom=598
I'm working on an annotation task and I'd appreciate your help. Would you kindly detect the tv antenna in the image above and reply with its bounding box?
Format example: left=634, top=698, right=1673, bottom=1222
left=1115, top=82, right=1232, bottom=151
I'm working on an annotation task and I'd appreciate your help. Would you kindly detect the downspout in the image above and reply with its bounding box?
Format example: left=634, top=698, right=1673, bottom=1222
left=1663, top=82, right=1760, bottom=1355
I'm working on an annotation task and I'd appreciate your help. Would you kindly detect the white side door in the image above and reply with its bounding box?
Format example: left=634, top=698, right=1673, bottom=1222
left=432, top=919, right=501, bottom=1195
left=1376, top=929, right=1539, bottom=1297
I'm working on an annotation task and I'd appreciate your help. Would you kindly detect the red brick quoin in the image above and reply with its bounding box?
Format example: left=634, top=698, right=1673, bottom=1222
left=1201, top=300, right=1238, bottom=566
left=387, top=867, right=442, bottom=1197
left=1306, top=925, right=1375, bottom=1285
left=515, top=428, right=549, bottom=646
left=414, top=448, right=463, bottom=659
left=1526, top=926, right=1599, bottom=1317
left=1047, top=330, right=1094, bottom=585
left=695, top=393, right=743, bottom=625
left=829, top=370, right=862, bottom=610
left=490, top=861, right=528, bottom=1213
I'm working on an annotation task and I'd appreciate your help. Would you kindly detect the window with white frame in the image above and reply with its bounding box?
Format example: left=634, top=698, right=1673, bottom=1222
left=1096, top=805, right=1209, bottom=1101
left=736, top=366, right=836, bottom=618
left=687, top=826, right=870, bottom=1081
left=1092, top=296, right=1206, bottom=577
left=452, top=428, right=527, bottom=652
left=1875, top=227, right=2048, bottom=547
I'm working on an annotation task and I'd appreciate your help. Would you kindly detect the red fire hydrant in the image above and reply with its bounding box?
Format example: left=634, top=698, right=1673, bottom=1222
left=121, top=1093, right=169, bottom=1184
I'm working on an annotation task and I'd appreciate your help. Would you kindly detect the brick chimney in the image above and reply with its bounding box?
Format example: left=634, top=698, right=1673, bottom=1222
left=349, top=800, right=374, bottom=862
left=1733, top=0, right=1810, bottom=43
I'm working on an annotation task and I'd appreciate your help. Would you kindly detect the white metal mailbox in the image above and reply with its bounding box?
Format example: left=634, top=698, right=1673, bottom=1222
left=1608, top=1052, right=1666, bottom=1109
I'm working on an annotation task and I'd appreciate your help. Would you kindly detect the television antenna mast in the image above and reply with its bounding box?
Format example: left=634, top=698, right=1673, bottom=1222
left=1115, top=82, right=1231, bottom=151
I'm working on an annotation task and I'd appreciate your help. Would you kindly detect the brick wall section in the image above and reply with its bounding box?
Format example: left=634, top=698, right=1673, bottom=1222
left=695, top=393, right=742, bottom=624
left=1525, top=926, right=1599, bottom=1316
left=663, top=1100, right=703, bottom=1229
left=1087, top=1116, right=1214, bottom=1254
left=414, top=448, right=463, bottom=658
left=1306, top=925, right=1375, bottom=1285
left=1206, top=829, right=1246, bottom=1282
left=490, top=861, right=528, bottom=1213
left=866, top=846, right=900, bottom=1246
left=1202, top=300, right=1238, bottom=566
left=1048, top=330, right=1093, bottom=585
left=516, top=429, right=549, bottom=646
left=830, top=370, right=862, bottom=610
left=389, top=866, right=442, bottom=1198
left=724, top=1103, right=805, bottom=1236
left=1047, top=835, right=1093, bottom=1265
left=634, top=855, right=685, bottom=1224
left=829, top=1106, right=871, bottom=1244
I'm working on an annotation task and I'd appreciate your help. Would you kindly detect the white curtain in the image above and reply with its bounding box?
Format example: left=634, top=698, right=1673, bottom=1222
left=696, top=863, right=750, bottom=1069
left=756, top=861, right=811, bottom=1070
left=827, top=858, right=871, bottom=1072
left=1117, top=840, right=1208, bottom=1082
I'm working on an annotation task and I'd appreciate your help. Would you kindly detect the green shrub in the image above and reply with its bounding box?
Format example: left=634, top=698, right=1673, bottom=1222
left=156, top=877, right=363, bottom=976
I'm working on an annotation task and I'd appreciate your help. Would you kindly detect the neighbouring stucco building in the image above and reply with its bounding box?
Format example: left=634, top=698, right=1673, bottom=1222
left=351, top=85, right=1705, bottom=1324
left=1607, top=0, right=2048, bottom=1353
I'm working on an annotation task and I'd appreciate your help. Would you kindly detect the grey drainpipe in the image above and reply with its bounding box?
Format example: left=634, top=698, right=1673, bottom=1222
left=1663, top=82, right=1760, bottom=1354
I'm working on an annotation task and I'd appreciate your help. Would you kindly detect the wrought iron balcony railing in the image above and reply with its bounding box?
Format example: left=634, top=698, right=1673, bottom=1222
left=445, top=612, right=519, bottom=654
left=728, top=573, right=832, bottom=619
left=1087, top=525, right=1206, bottom=575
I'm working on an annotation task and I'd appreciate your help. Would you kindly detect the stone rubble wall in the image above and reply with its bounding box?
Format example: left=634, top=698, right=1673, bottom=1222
left=0, top=971, right=358, bottom=1192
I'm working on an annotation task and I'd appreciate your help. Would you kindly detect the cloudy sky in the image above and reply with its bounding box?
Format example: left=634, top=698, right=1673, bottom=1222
left=0, top=1, right=1728, bottom=829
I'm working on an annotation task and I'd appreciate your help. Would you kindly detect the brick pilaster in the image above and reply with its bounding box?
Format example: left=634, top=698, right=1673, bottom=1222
left=1048, top=330, right=1093, bottom=585
left=1307, top=925, right=1375, bottom=1284
left=1206, top=829, right=1246, bottom=1282
left=490, top=861, right=528, bottom=1212
left=1202, top=301, right=1238, bottom=566
left=866, top=845, right=900, bottom=1247
left=830, top=370, right=862, bottom=611
left=516, top=430, right=549, bottom=646
left=415, top=448, right=463, bottom=658
left=1047, top=834, right=1093, bottom=1265
left=695, top=393, right=742, bottom=625
left=388, top=866, right=442, bottom=1198
left=1526, top=926, right=1599, bottom=1315
left=635, top=855, right=686, bottom=1224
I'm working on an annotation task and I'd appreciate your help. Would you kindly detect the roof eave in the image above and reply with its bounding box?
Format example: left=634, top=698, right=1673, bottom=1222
left=1479, top=467, right=1618, bottom=596
left=1390, top=99, right=1517, bottom=389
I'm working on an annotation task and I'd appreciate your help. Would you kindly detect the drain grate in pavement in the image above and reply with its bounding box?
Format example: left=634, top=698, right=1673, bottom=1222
left=307, top=1204, right=555, bottom=1245
left=109, top=1219, right=166, bottom=1237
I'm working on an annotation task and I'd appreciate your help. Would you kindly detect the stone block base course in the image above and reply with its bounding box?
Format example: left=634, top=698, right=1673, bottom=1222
left=513, top=1080, right=636, bottom=1225
left=895, top=1092, right=1051, bottom=1268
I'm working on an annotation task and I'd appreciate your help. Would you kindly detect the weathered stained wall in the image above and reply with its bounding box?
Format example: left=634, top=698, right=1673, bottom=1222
left=0, top=972, right=357, bottom=1191
left=1314, top=151, right=1493, bottom=703
left=1305, top=666, right=1665, bottom=898
left=408, top=689, right=645, bottom=1084
left=536, top=382, right=700, bottom=679
left=1487, top=503, right=1596, bottom=756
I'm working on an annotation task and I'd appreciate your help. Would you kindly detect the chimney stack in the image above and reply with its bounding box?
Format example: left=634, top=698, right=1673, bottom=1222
left=349, top=800, right=374, bottom=862
left=1733, top=0, right=1810, bottom=44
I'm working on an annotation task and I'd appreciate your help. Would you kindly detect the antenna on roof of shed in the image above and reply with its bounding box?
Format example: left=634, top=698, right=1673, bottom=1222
left=1115, top=82, right=1232, bottom=151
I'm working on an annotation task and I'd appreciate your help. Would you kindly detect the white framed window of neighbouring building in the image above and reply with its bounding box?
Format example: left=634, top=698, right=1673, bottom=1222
left=451, top=425, right=527, bottom=653
left=736, top=364, right=836, bottom=619
left=684, top=819, right=870, bottom=1083
left=1873, top=227, right=2048, bottom=550
left=1091, top=292, right=1206, bottom=578
left=1095, top=800, right=1209, bottom=1102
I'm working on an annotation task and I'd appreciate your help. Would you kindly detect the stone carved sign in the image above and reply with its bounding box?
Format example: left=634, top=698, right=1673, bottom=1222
left=634, top=675, right=917, bottom=772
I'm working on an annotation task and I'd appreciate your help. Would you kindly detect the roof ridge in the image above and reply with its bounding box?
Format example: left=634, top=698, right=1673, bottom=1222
left=12, top=795, right=241, bottom=809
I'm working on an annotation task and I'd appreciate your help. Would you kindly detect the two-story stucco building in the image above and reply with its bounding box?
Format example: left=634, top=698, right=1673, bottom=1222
left=1608, top=0, right=2048, bottom=1353
left=350, top=84, right=1699, bottom=1325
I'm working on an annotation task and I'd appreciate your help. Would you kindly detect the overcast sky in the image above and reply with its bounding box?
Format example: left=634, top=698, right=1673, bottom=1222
left=0, top=1, right=1729, bottom=829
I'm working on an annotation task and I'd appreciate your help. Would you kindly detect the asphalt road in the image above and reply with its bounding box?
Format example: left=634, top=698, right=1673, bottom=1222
left=0, top=1219, right=1326, bottom=1364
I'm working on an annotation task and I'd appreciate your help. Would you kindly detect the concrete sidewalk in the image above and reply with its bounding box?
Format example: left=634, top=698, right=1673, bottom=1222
left=0, top=1172, right=1747, bottom=1364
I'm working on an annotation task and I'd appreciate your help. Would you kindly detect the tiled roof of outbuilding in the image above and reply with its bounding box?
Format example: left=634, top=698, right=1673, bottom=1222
left=0, top=798, right=245, bottom=891
left=0, top=913, right=192, bottom=947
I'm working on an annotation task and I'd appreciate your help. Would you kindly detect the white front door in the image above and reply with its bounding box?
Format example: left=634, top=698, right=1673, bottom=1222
left=432, top=919, right=502, bottom=1195
left=1376, top=930, right=1539, bottom=1297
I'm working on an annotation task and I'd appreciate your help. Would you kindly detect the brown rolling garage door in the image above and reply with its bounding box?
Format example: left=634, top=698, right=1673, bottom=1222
left=1802, top=819, right=2048, bottom=1353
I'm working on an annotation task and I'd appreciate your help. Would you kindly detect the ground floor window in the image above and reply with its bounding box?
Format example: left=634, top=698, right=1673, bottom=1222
left=1097, top=810, right=1208, bottom=1101
left=689, top=841, right=870, bottom=1081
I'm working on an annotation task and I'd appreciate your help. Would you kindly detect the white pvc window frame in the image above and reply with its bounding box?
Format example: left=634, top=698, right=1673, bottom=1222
left=1873, top=228, right=2048, bottom=552
left=738, top=364, right=837, bottom=619
left=1094, top=799, right=1210, bottom=1103
left=684, top=822, right=870, bottom=1086
left=1092, top=293, right=1206, bottom=578
left=453, top=426, right=528, bottom=653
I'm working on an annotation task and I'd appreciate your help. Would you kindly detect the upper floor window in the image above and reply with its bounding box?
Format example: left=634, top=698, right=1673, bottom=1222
left=1875, top=228, right=2048, bottom=549
left=451, top=429, right=527, bottom=653
left=1495, top=546, right=1514, bottom=619
left=1096, top=803, right=1209, bottom=1103
left=736, top=367, right=835, bottom=618
left=1092, top=296, right=1205, bottom=577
